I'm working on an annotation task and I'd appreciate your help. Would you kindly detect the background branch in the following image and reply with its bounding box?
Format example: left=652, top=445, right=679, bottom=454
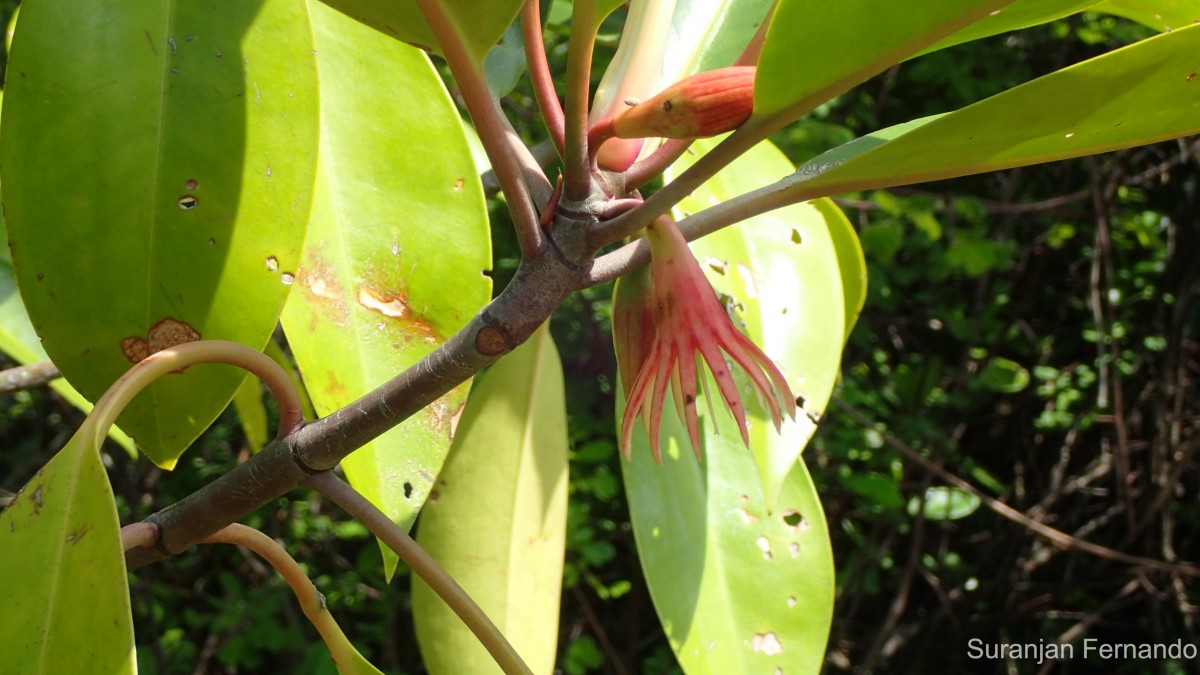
left=832, top=398, right=1200, bottom=577
left=0, top=360, right=60, bottom=395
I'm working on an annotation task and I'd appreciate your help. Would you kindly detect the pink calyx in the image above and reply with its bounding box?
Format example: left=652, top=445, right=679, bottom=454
left=617, top=216, right=796, bottom=461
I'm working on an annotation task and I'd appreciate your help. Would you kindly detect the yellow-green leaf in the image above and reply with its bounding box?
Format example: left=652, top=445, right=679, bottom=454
left=413, top=325, right=569, bottom=675
left=282, top=1, right=491, bottom=579
left=755, top=0, right=1014, bottom=122
left=0, top=431, right=136, bottom=673
left=1093, top=0, right=1200, bottom=30
left=667, top=137, right=860, bottom=508
left=319, top=0, right=522, bottom=61
left=620, top=392, right=835, bottom=674
left=783, top=23, right=1200, bottom=201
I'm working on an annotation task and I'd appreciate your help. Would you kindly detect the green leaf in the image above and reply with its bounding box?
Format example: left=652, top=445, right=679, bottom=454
left=815, top=199, right=867, bottom=344
left=0, top=106, right=136, bottom=455
left=841, top=472, right=905, bottom=511
left=909, top=487, right=983, bottom=521
left=755, top=0, right=1014, bottom=120
left=785, top=24, right=1200, bottom=200
left=282, top=1, right=491, bottom=579
left=319, top=0, right=522, bottom=61
left=232, top=377, right=269, bottom=451
left=662, top=0, right=775, bottom=81
left=0, top=254, right=137, bottom=456
left=667, top=137, right=856, bottom=509
left=925, top=1, right=1103, bottom=53
left=1093, top=0, right=1200, bottom=30
left=620, top=394, right=834, bottom=675
left=413, top=325, right=569, bottom=675
left=0, top=0, right=320, bottom=467
left=0, top=430, right=136, bottom=673
left=484, top=17, right=527, bottom=98
left=977, top=357, right=1031, bottom=393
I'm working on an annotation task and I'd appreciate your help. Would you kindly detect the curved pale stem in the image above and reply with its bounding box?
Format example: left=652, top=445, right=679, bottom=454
left=198, top=524, right=374, bottom=671
left=84, top=340, right=304, bottom=449
left=303, top=471, right=533, bottom=675
left=121, top=522, right=160, bottom=552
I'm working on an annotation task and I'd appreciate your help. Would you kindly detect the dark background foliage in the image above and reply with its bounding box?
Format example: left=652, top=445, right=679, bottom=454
left=0, top=6, right=1197, bottom=675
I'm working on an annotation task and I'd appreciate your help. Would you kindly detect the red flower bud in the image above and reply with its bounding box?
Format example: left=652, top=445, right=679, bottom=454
left=611, top=66, right=756, bottom=140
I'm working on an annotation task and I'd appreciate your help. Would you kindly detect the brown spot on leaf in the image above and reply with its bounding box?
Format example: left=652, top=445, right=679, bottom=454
left=291, top=252, right=349, bottom=328
left=121, top=317, right=201, bottom=364
left=66, top=524, right=91, bottom=544
left=32, top=487, right=43, bottom=514
left=121, top=337, right=151, bottom=363
left=453, top=178, right=464, bottom=191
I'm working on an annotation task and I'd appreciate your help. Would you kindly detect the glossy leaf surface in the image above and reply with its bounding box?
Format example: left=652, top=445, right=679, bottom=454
left=282, top=1, right=491, bottom=578
left=783, top=23, right=1200, bottom=199
left=0, top=149, right=135, bottom=454
left=818, top=199, right=868, bottom=344
left=667, top=137, right=858, bottom=508
left=925, top=0, right=1101, bottom=53
left=1093, top=0, right=1200, bottom=29
left=0, top=430, right=135, bottom=673
left=620, top=394, right=835, bottom=674
left=661, top=0, right=774, bottom=81
left=0, top=0, right=319, bottom=466
left=413, top=326, right=569, bottom=675
left=755, top=0, right=1013, bottom=121
left=319, top=0, right=522, bottom=61
left=232, top=378, right=269, bottom=452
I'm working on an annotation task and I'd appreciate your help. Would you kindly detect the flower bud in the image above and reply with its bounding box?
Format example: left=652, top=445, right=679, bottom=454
left=611, top=66, right=756, bottom=140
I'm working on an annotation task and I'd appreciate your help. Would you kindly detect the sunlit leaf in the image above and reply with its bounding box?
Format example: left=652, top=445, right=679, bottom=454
left=662, top=0, right=775, bottom=81
left=319, top=0, right=522, bottom=61
left=413, top=325, right=569, bottom=675
left=0, top=109, right=135, bottom=454
left=0, top=430, right=135, bottom=673
left=1093, top=0, right=1200, bottom=30
left=620, top=391, right=834, bottom=674
left=232, top=377, right=269, bottom=451
left=755, top=0, right=1014, bottom=121
left=282, top=1, right=491, bottom=579
left=0, top=0, right=319, bottom=467
left=667, top=137, right=859, bottom=508
left=925, top=0, right=1102, bottom=53
left=782, top=24, right=1200, bottom=200
left=815, top=199, right=867, bottom=344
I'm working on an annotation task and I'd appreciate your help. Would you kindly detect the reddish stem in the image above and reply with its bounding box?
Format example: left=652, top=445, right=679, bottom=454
left=624, top=139, right=694, bottom=190
left=522, top=0, right=565, bottom=160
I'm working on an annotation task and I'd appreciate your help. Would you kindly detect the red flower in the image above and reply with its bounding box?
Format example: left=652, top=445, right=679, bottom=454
left=613, top=216, right=796, bottom=461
